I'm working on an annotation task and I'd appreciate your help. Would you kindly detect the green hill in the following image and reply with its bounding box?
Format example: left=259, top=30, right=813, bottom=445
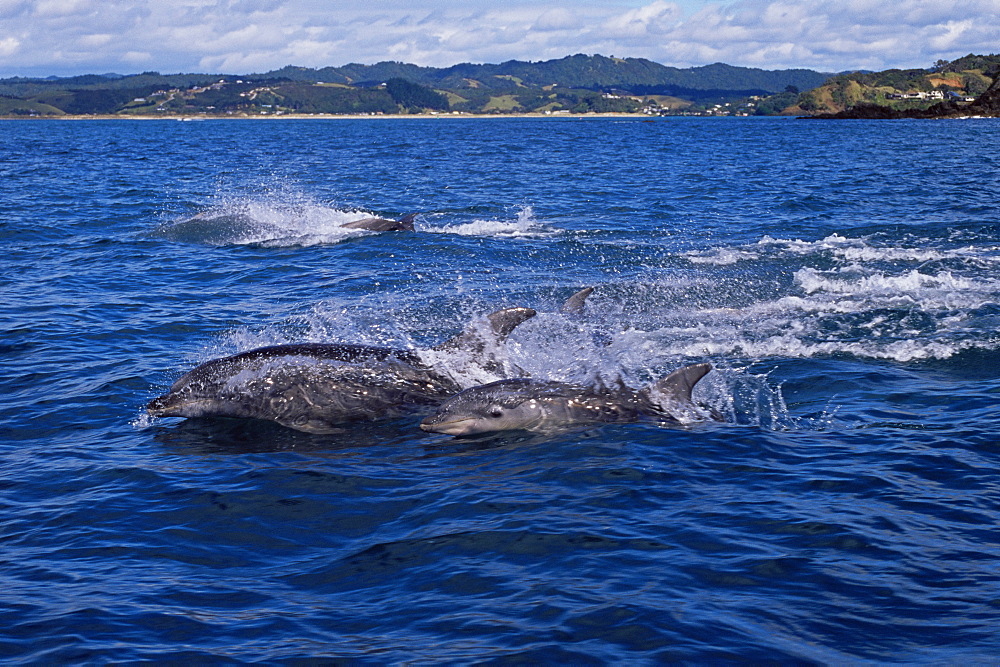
left=254, top=55, right=829, bottom=95
left=0, top=55, right=832, bottom=117
left=776, top=53, right=1000, bottom=116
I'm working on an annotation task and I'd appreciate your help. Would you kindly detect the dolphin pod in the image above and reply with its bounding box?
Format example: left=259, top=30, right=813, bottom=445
left=148, top=306, right=536, bottom=433
left=149, top=287, right=717, bottom=436
left=419, top=363, right=713, bottom=435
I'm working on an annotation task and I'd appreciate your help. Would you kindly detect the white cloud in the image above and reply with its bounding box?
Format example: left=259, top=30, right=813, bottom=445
left=2, top=0, right=999, bottom=77
left=929, top=19, right=974, bottom=50
left=0, top=36, right=20, bottom=56
left=533, top=8, right=581, bottom=31
left=33, top=0, right=92, bottom=17
left=603, top=1, right=682, bottom=37
left=77, top=33, right=111, bottom=47
left=122, top=50, right=152, bottom=64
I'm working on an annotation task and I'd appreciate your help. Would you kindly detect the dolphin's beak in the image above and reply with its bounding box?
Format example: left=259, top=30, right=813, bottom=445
left=420, top=416, right=479, bottom=436
left=146, top=395, right=170, bottom=416
left=147, top=394, right=182, bottom=417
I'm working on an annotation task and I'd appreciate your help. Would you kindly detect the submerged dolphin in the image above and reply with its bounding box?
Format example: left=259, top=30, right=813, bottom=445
left=148, top=307, right=535, bottom=434
left=339, top=213, right=417, bottom=232
left=161, top=210, right=417, bottom=245
left=420, top=363, right=712, bottom=436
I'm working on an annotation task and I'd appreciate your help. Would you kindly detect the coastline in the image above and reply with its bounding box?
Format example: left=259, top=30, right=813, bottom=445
left=3, top=112, right=664, bottom=121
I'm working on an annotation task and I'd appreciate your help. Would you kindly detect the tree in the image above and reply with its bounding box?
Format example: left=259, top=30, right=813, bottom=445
left=384, top=78, right=449, bottom=110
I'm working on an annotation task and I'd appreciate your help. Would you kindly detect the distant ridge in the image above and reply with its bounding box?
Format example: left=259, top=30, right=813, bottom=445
left=252, top=55, right=830, bottom=94
left=0, top=54, right=834, bottom=117
left=1, top=55, right=830, bottom=96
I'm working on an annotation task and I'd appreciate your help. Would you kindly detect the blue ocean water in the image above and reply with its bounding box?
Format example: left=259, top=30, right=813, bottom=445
left=2, top=116, right=999, bottom=663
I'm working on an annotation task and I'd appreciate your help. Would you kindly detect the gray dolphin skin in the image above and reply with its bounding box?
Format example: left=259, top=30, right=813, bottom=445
left=148, top=306, right=536, bottom=434
left=560, top=287, right=594, bottom=314
left=339, top=213, right=417, bottom=232
left=420, top=362, right=712, bottom=435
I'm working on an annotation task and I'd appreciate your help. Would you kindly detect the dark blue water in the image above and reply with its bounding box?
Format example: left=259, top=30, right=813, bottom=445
left=2, top=117, right=999, bottom=663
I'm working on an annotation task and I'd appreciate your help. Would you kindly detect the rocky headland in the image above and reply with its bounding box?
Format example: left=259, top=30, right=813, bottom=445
left=810, top=76, right=1000, bottom=119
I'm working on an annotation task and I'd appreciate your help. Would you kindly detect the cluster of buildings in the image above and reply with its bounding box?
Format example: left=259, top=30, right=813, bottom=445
left=885, top=90, right=975, bottom=102
left=130, top=80, right=246, bottom=113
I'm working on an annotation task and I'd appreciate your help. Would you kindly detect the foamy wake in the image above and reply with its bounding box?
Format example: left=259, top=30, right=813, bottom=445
left=422, top=207, right=557, bottom=238
left=664, top=231, right=1000, bottom=362
left=156, top=198, right=556, bottom=245
left=155, top=200, right=375, bottom=246
left=683, top=233, right=1000, bottom=267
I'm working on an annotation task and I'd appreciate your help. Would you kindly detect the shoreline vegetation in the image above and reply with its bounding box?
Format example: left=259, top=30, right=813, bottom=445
left=5, top=109, right=1000, bottom=120
left=806, top=68, right=1000, bottom=119
left=2, top=53, right=999, bottom=120
left=2, top=111, right=651, bottom=119
left=3, top=112, right=678, bottom=121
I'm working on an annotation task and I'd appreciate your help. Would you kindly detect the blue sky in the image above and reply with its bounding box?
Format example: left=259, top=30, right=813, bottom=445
left=1, top=0, right=998, bottom=77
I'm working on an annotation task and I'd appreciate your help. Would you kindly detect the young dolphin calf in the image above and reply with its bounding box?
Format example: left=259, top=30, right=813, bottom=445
left=420, top=363, right=712, bottom=435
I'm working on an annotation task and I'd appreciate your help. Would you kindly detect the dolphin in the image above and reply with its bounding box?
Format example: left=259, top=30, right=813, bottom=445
left=560, top=287, right=594, bottom=315
left=148, top=306, right=536, bottom=434
left=339, top=213, right=417, bottom=232
left=420, top=363, right=712, bottom=436
left=163, top=211, right=417, bottom=242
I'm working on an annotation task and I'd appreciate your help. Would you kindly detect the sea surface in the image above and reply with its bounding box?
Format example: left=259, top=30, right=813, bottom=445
left=2, top=116, right=999, bottom=663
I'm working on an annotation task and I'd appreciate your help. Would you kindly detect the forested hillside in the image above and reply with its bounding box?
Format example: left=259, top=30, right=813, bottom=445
left=5, top=53, right=997, bottom=118
left=782, top=53, right=1000, bottom=116
left=0, top=54, right=829, bottom=117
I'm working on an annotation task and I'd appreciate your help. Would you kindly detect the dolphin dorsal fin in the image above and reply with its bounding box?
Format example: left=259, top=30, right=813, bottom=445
left=485, top=307, right=537, bottom=341
left=434, top=307, right=537, bottom=353
left=560, top=287, right=594, bottom=315
left=653, top=363, right=712, bottom=404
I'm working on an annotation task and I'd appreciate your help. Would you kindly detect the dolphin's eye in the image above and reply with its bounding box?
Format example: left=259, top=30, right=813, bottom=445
left=488, top=408, right=503, bottom=419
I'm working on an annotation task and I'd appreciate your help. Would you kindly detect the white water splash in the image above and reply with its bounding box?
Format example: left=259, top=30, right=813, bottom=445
left=422, top=206, right=557, bottom=238
left=667, top=231, right=1000, bottom=362
left=155, top=199, right=380, bottom=247
left=684, top=233, right=1000, bottom=268
left=684, top=247, right=760, bottom=265
left=156, top=191, right=558, bottom=246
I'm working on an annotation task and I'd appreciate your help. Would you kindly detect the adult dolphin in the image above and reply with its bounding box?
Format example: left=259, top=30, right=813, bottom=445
left=148, top=307, right=535, bottom=434
left=420, top=363, right=712, bottom=436
left=340, top=213, right=417, bottom=232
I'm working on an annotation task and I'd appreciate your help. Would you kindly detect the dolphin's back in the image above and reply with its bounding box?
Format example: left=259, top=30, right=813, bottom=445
left=170, top=343, right=422, bottom=392
left=339, top=213, right=417, bottom=232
